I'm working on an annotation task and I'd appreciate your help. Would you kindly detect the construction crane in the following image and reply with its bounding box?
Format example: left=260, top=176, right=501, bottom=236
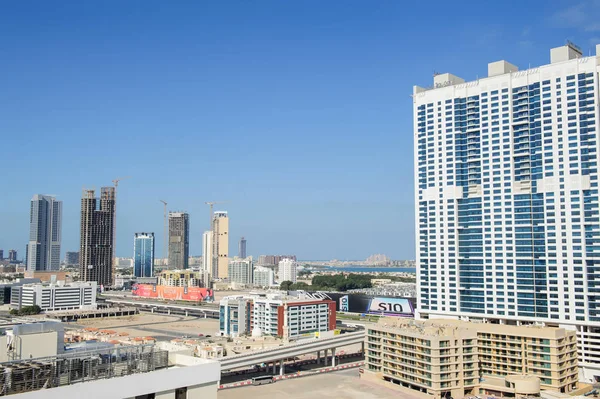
left=204, top=201, right=228, bottom=230
left=160, top=200, right=168, bottom=266
left=112, top=176, right=131, bottom=285
left=112, top=176, right=131, bottom=190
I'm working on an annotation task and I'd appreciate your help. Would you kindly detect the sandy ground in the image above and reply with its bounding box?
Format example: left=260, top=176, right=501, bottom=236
left=70, top=313, right=220, bottom=341
left=218, top=369, right=401, bottom=399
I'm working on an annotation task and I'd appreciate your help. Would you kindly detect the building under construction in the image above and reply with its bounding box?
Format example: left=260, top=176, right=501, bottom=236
left=79, top=188, right=115, bottom=287
left=168, top=212, right=189, bottom=270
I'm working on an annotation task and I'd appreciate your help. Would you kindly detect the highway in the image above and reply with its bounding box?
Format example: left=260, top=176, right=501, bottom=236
left=219, top=331, right=365, bottom=372
left=103, top=298, right=220, bottom=317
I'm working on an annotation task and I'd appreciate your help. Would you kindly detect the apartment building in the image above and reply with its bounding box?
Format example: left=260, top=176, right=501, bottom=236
left=414, top=43, right=600, bottom=380
left=252, top=297, right=336, bottom=340
left=219, top=296, right=252, bottom=337
left=219, top=295, right=336, bottom=340
left=364, top=318, right=578, bottom=398
left=278, top=258, right=297, bottom=283
left=253, top=266, right=275, bottom=287
left=228, top=256, right=253, bottom=285
left=11, top=282, right=97, bottom=312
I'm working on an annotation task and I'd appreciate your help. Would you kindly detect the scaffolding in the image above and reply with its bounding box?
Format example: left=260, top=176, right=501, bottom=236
left=0, top=344, right=168, bottom=396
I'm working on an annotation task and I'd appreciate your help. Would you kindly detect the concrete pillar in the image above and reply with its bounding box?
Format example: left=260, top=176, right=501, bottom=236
left=361, top=341, right=364, bottom=354
left=185, top=311, right=188, bottom=317
left=279, top=359, right=285, bottom=376
left=272, top=362, right=276, bottom=375
left=168, top=309, right=171, bottom=315
left=317, top=350, right=321, bottom=364
left=324, top=349, right=328, bottom=366
left=332, top=348, right=336, bottom=367
left=151, top=307, right=154, bottom=313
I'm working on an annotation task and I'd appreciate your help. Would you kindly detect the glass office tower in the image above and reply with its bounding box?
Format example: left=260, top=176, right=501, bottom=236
left=134, top=232, right=155, bottom=278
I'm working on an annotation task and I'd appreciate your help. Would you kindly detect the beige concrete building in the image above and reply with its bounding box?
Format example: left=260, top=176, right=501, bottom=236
left=212, top=211, right=229, bottom=279
left=159, top=269, right=202, bottom=287
left=24, top=270, right=72, bottom=283
left=364, top=318, right=579, bottom=399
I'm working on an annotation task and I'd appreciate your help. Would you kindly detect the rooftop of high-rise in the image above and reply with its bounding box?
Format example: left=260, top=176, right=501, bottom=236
left=415, top=42, right=600, bottom=94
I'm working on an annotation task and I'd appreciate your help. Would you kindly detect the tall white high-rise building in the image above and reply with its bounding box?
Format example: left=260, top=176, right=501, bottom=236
left=414, top=43, right=600, bottom=380
left=278, top=258, right=297, bottom=283
left=27, top=194, right=62, bottom=271
left=202, top=231, right=213, bottom=279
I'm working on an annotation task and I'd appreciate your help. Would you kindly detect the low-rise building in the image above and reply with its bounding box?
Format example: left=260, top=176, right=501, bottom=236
left=0, top=320, right=65, bottom=362
left=363, top=318, right=579, bottom=399
left=219, top=294, right=337, bottom=340
left=11, top=281, right=97, bottom=311
left=24, top=270, right=72, bottom=283
left=219, top=296, right=252, bottom=337
left=253, top=266, right=275, bottom=287
left=159, top=269, right=202, bottom=287
left=253, top=296, right=336, bottom=340
left=0, top=342, right=220, bottom=399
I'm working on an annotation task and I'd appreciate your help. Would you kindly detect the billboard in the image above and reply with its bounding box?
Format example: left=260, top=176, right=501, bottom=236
left=132, top=284, right=213, bottom=302
left=292, top=291, right=414, bottom=317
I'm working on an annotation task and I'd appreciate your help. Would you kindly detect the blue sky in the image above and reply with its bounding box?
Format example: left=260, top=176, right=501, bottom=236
left=1, top=0, right=599, bottom=260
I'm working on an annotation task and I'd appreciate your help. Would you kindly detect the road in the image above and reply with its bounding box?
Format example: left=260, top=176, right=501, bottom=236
left=220, top=352, right=364, bottom=384
left=218, top=368, right=402, bottom=399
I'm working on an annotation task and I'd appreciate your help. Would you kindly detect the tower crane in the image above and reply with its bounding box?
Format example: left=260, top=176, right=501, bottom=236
left=204, top=201, right=228, bottom=230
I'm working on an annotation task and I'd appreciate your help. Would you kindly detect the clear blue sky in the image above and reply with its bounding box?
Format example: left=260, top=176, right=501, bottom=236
left=1, top=0, right=598, bottom=260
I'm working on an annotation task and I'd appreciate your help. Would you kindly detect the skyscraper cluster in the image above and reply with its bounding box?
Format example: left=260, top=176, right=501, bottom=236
left=414, top=43, right=600, bottom=380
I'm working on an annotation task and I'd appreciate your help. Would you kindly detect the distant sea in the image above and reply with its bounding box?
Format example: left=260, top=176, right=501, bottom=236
left=311, top=266, right=416, bottom=274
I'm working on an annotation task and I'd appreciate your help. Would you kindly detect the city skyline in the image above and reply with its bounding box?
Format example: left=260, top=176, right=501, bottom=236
left=2, top=2, right=600, bottom=260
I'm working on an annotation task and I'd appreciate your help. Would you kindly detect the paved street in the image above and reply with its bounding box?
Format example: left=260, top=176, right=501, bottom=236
left=218, top=369, right=404, bottom=399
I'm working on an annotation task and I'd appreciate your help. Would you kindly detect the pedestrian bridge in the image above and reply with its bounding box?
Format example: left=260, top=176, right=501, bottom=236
left=218, top=331, right=365, bottom=372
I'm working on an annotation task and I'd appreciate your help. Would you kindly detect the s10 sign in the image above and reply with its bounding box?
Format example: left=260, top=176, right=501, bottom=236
left=367, top=297, right=413, bottom=316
